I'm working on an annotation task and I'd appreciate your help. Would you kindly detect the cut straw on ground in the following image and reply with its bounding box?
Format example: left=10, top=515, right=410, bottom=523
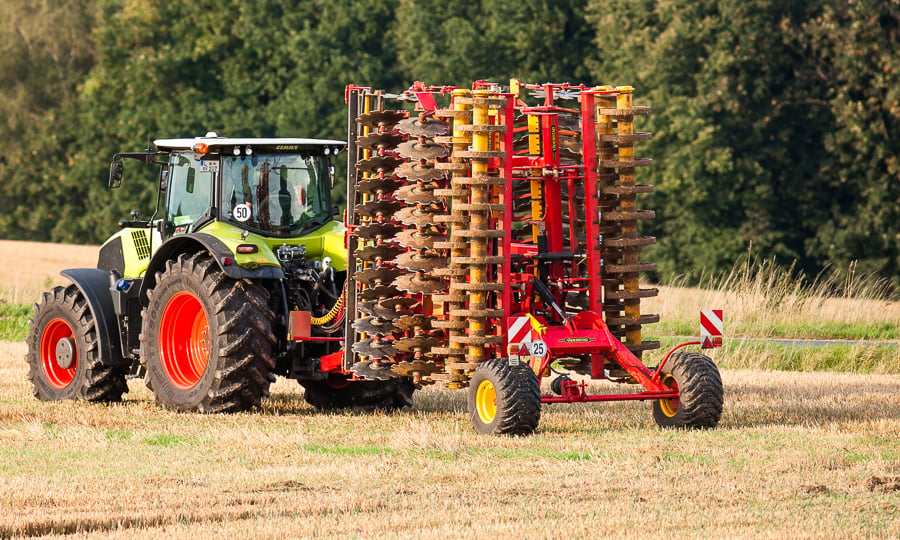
left=2, top=341, right=900, bottom=538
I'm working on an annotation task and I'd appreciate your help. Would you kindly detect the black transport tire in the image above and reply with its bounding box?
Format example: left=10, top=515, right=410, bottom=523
left=652, top=351, right=724, bottom=429
left=141, top=252, right=276, bottom=412
left=25, top=285, right=127, bottom=402
left=467, top=358, right=541, bottom=436
left=300, top=377, right=415, bottom=411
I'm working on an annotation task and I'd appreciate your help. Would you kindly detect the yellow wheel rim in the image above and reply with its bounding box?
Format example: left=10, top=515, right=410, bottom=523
left=658, top=373, right=679, bottom=418
left=475, top=380, right=497, bottom=424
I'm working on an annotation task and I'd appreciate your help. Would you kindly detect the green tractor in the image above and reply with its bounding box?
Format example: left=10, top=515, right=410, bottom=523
left=25, top=133, right=413, bottom=412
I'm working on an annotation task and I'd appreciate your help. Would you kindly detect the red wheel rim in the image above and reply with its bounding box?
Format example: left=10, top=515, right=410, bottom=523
left=159, top=291, right=210, bottom=390
left=40, top=318, right=77, bottom=389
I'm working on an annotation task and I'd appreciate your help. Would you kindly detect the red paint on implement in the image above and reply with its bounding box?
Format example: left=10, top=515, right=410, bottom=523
left=159, top=291, right=210, bottom=389
left=40, top=318, right=76, bottom=389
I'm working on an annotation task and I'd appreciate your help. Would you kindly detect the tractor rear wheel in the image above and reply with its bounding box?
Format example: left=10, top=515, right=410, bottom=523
left=652, top=351, right=723, bottom=429
left=141, top=252, right=276, bottom=412
left=25, top=285, right=127, bottom=401
left=467, top=358, right=541, bottom=435
left=300, top=375, right=415, bottom=411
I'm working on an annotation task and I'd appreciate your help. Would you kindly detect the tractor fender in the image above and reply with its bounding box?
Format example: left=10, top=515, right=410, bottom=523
left=60, top=268, right=128, bottom=366
left=139, top=233, right=284, bottom=302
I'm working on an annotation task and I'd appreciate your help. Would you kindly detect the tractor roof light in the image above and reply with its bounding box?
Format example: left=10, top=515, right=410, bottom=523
left=193, top=142, right=209, bottom=154
left=233, top=146, right=241, bottom=156
left=245, top=145, right=252, bottom=156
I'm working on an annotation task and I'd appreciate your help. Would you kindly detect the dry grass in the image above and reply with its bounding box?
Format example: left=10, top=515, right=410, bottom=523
left=3, top=341, right=900, bottom=538
left=646, top=258, right=900, bottom=339
left=0, top=239, right=97, bottom=304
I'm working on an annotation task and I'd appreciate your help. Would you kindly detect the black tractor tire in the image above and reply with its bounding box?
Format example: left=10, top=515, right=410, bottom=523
left=25, top=285, right=127, bottom=402
left=467, top=358, right=541, bottom=436
left=141, top=252, right=276, bottom=412
left=301, top=377, right=415, bottom=411
left=652, top=351, right=723, bottom=429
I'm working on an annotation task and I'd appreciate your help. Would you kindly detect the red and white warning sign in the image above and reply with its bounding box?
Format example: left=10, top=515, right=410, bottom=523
left=507, top=315, right=543, bottom=364
left=700, top=309, right=724, bottom=349
left=507, top=316, right=535, bottom=348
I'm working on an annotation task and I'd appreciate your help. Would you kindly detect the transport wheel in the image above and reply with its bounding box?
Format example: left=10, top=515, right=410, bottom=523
left=141, top=252, right=276, bottom=412
left=300, top=374, right=415, bottom=411
left=25, top=285, right=127, bottom=401
left=653, top=351, right=723, bottom=429
left=467, top=358, right=541, bottom=436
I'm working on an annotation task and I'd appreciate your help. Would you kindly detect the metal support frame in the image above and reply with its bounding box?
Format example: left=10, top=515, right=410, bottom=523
left=335, top=80, right=706, bottom=409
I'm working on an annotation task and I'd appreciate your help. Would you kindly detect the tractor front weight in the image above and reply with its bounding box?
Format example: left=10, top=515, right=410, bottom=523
left=341, top=81, right=725, bottom=434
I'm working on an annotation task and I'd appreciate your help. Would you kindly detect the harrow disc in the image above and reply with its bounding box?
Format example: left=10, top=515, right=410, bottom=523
left=396, top=161, right=445, bottom=182
left=396, top=117, right=449, bottom=138
left=396, top=140, right=449, bottom=161
left=356, top=110, right=406, bottom=129
left=394, top=273, right=447, bottom=294
left=378, top=297, right=419, bottom=312
left=359, top=301, right=415, bottom=320
left=395, top=251, right=446, bottom=272
left=395, top=206, right=442, bottom=228
left=353, top=266, right=406, bottom=286
left=349, top=360, right=399, bottom=379
left=357, top=132, right=405, bottom=150
left=355, top=244, right=405, bottom=263
left=356, top=177, right=404, bottom=196
left=394, top=228, right=445, bottom=249
left=393, top=335, right=441, bottom=354
left=355, top=222, right=405, bottom=241
left=352, top=316, right=398, bottom=335
left=393, top=314, right=433, bottom=331
left=357, top=156, right=404, bottom=174
left=351, top=340, right=397, bottom=361
left=355, top=199, right=405, bottom=218
left=358, top=285, right=404, bottom=301
left=391, top=360, right=442, bottom=378
left=395, top=183, right=441, bottom=205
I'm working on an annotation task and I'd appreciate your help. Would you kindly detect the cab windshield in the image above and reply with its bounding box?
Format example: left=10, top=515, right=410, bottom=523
left=221, top=153, right=331, bottom=236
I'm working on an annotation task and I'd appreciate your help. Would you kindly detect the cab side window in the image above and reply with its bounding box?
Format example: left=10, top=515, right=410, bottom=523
left=167, top=153, right=213, bottom=232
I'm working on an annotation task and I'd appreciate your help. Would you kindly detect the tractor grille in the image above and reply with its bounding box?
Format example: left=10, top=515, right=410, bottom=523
left=132, top=230, right=151, bottom=260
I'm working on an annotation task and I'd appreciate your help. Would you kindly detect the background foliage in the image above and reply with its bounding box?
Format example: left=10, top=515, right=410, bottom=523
left=0, top=0, right=897, bottom=286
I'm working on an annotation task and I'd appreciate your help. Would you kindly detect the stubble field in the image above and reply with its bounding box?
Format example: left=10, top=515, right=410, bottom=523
left=1, top=239, right=900, bottom=538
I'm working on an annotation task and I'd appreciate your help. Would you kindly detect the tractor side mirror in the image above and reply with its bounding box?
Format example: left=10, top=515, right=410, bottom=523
left=108, top=159, right=124, bottom=189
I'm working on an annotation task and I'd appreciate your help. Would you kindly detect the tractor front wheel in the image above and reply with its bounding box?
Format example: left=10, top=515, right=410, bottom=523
left=25, top=285, right=127, bottom=401
left=467, top=358, right=541, bottom=436
left=141, top=253, right=276, bottom=412
left=652, top=351, right=723, bottom=429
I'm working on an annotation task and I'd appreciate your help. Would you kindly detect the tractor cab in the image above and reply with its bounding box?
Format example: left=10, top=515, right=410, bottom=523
left=151, top=133, right=345, bottom=240
left=102, top=133, right=347, bottom=281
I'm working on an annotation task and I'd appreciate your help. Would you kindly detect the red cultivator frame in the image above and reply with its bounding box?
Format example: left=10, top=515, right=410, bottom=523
left=339, top=81, right=724, bottom=434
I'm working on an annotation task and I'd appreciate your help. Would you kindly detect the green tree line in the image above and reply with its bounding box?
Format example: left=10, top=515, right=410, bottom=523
left=0, top=0, right=897, bottom=287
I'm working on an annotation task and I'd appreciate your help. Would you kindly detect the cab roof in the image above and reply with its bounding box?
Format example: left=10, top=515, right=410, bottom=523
left=153, top=133, right=345, bottom=152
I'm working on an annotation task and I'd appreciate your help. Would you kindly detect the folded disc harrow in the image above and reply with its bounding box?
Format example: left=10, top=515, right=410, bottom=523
left=342, top=81, right=723, bottom=434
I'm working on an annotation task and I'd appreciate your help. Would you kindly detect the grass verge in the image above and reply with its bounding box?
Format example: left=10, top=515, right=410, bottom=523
left=0, top=302, right=29, bottom=342
left=655, top=337, right=900, bottom=374
left=649, top=258, right=900, bottom=341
